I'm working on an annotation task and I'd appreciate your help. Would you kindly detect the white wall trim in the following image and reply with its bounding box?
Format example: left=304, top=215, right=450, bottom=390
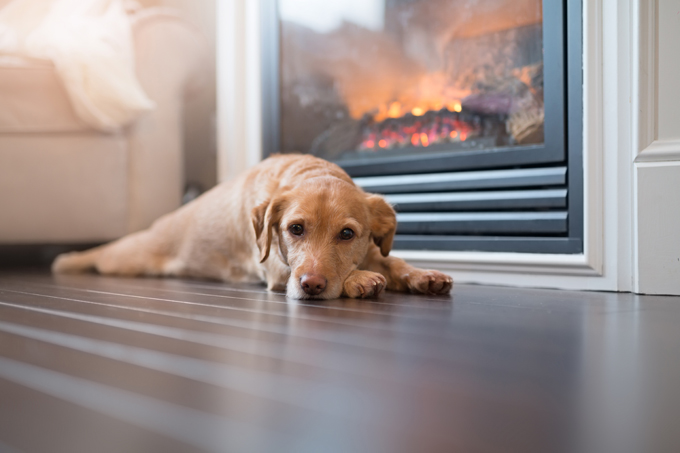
left=216, top=0, right=244, bottom=183
left=217, top=0, right=262, bottom=183
left=631, top=0, right=645, bottom=293
left=582, top=0, right=606, bottom=279
left=633, top=0, right=675, bottom=169
left=609, top=0, right=635, bottom=292
left=635, top=139, right=680, bottom=162
left=635, top=0, right=657, bottom=153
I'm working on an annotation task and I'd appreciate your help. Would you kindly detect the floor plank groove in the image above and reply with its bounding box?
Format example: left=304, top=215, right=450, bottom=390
left=1, top=270, right=680, bottom=453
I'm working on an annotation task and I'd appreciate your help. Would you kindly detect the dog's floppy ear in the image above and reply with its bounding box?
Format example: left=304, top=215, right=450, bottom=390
left=252, top=195, right=287, bottom=263
left=366, top=194, right=397, bottom=257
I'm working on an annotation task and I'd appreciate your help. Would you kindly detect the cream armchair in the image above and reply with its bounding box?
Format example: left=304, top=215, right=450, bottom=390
left=0, top=9, right=208, bottom=244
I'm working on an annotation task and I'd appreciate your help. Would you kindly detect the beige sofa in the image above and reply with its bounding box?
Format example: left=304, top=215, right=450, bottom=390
left=0, top=9, right=208, bottom=244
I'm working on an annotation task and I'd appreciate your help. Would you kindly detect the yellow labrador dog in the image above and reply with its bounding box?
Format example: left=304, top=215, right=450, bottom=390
left=53, top=154, right=453, bottom=299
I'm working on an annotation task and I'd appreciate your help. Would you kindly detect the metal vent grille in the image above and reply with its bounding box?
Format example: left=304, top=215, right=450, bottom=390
left=353, top=166, right=569, bottom=251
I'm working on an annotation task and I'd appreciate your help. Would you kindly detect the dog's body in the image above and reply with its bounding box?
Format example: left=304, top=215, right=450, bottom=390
left=53, top=154, right=452, bottom=299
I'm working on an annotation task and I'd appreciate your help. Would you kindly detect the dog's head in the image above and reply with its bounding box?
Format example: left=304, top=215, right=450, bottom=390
left=251, top=176, right=396, bottom=299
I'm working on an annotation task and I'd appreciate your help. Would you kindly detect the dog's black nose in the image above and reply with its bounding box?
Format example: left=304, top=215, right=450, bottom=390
left=300, top=274, right=327, bottom=296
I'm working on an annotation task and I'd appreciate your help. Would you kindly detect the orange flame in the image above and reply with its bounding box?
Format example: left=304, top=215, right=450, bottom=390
left=387, top=102, right=402, bottom=119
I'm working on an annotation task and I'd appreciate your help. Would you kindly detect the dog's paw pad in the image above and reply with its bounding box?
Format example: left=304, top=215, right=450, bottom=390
left=407, top=270, right=453, bottom=295
left=343, top=271, right=386, bottom=299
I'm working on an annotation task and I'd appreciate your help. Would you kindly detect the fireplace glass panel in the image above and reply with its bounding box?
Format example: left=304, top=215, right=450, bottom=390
left=279, top=0, right=545, bottom=162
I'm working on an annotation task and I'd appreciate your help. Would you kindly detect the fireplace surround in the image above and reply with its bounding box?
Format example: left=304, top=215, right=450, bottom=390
left=261, top=0, right=583, bottom=254
left=217, top=0, right=680, bottom=294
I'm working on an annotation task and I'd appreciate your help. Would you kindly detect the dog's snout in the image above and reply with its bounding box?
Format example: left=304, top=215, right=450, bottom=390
left=300, top=274, right=327, bottom=296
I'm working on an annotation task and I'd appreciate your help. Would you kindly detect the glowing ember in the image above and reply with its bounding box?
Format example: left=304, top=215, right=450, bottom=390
left=357, top=105, right=493, bottom=152
left=411, top=107, right=425, bottom=116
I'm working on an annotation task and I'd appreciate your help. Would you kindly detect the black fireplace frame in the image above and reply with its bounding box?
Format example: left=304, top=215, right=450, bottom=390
left=261, top=0, right=583, bottom=254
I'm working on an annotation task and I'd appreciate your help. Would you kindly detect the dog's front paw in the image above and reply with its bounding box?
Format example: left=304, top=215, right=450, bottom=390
left=405, top=270, right=453, bottom=295
left=342, top=270, right=386, bottom=299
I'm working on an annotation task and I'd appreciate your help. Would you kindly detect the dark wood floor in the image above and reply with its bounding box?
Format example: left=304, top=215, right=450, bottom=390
left=0, top=271, right=679, bottom=453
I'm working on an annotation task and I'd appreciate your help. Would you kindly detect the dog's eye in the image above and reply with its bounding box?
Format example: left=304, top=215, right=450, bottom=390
left=289, top=224, right=304, bottom=236
left=340, top=228, right=354, bottom=240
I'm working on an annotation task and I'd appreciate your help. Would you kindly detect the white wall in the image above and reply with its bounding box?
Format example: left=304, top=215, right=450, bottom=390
left=637, top=166, right=680, bottom=294
left=633, top=0, right=680, bottom=295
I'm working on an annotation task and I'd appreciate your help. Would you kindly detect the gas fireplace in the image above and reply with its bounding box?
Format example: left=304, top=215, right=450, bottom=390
left=262, top=0, right=583, bottom=254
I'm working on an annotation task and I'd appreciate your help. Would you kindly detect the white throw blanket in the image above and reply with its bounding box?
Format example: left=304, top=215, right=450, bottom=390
left=0, top=0, right=154, bottom=131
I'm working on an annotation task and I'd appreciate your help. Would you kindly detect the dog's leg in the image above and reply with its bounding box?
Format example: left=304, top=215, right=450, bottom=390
left=51, top=245, right=106, bottom=274
left=262, top=253, right=290, bottom=292
left=52, top=230, right=172, bottom=277
left=359, top=245, right=453, bottom=295
left=52, top=209, right=189, bottom=277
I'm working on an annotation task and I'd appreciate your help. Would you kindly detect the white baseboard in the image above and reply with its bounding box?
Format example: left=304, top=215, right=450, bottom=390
left=392, top=250, right=622, bottom=292
left=392, top=250, right=599, bottom=276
